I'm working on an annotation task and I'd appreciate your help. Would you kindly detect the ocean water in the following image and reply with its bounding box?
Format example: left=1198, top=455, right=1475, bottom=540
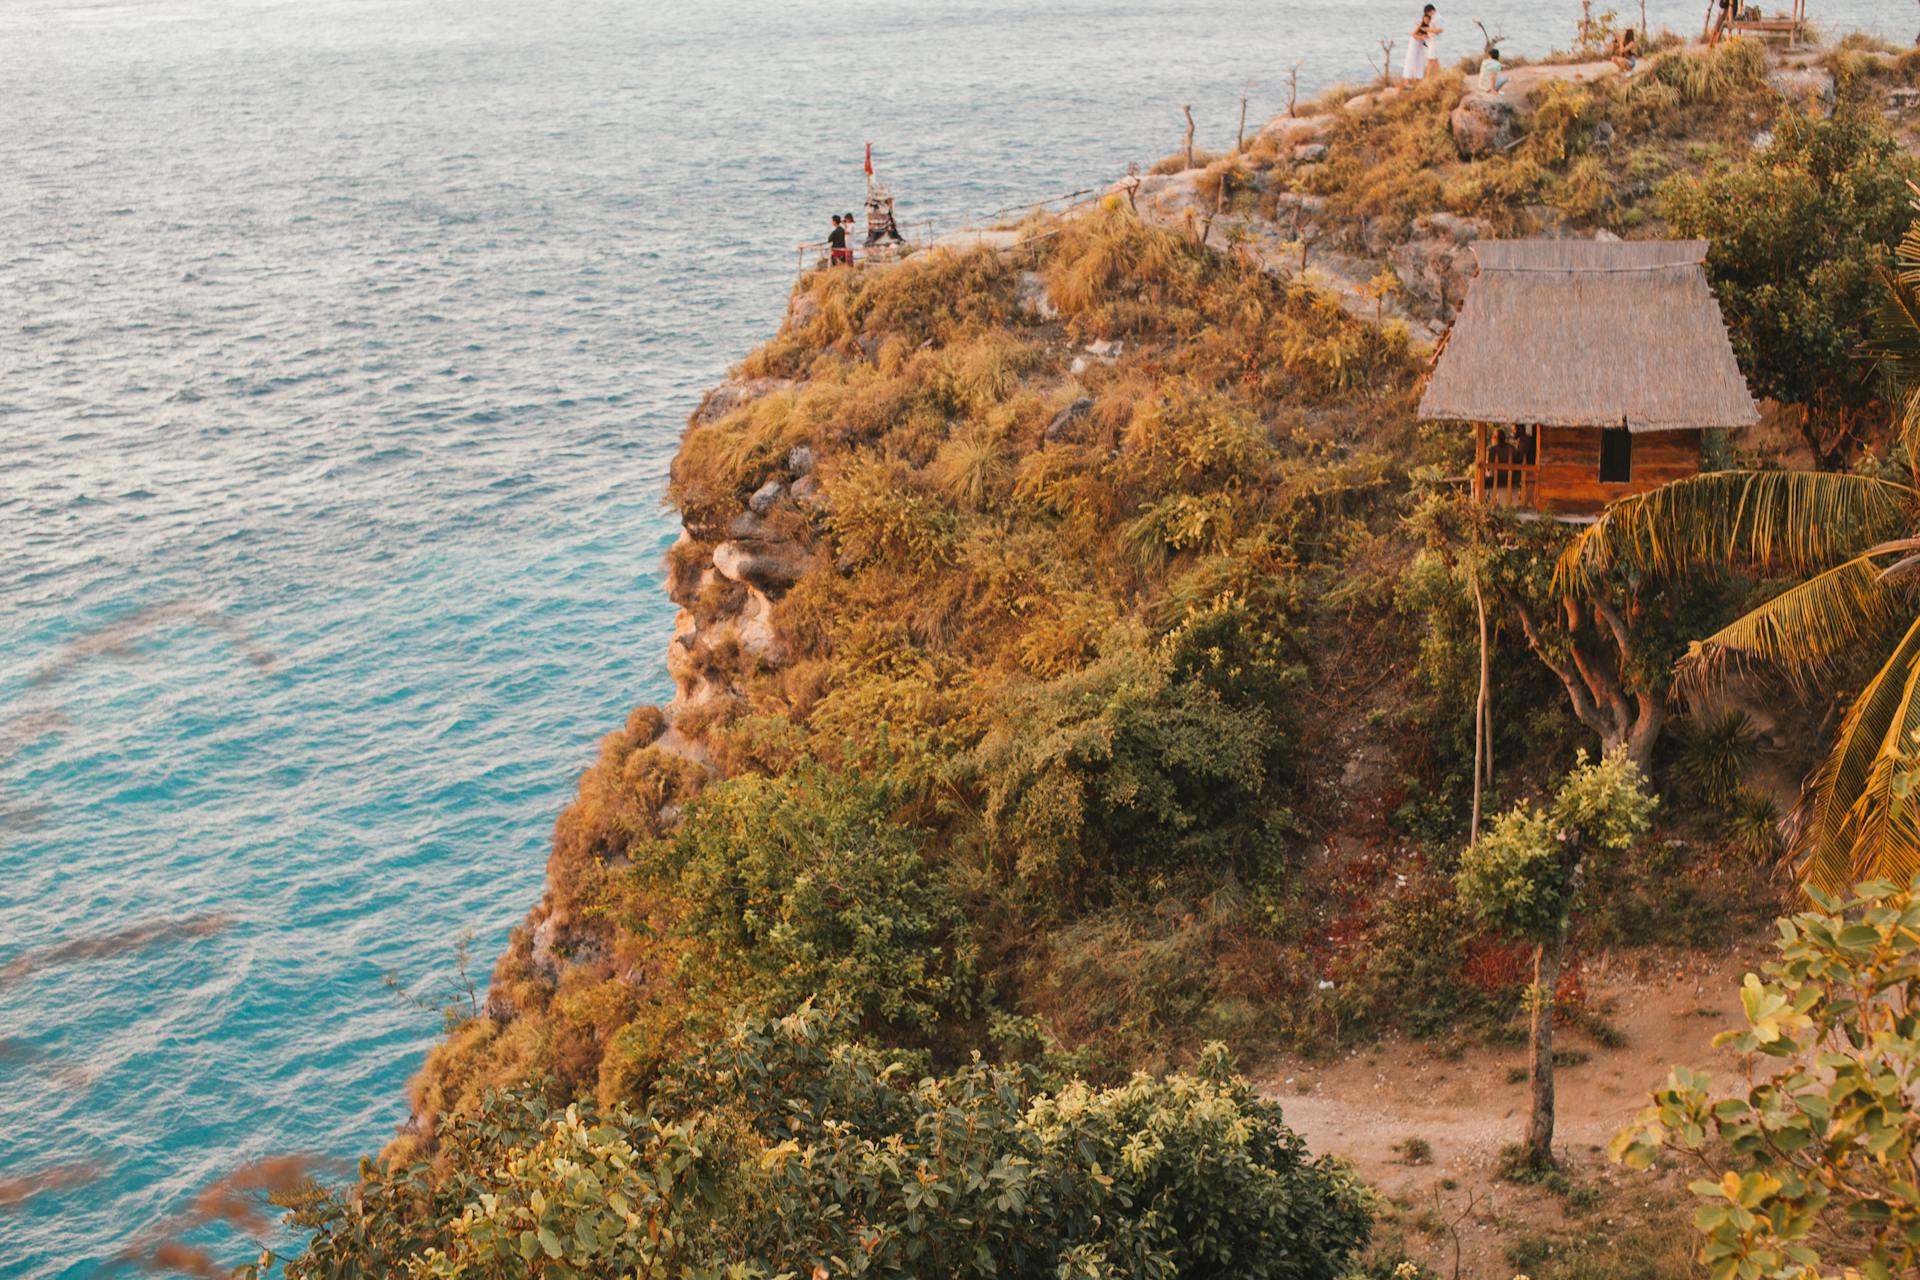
left=0, top=0, right=1901, bottom=1274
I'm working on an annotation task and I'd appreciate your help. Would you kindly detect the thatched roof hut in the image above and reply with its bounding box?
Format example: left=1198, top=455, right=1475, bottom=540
left=1420, top=239, right=1757, bottom=517
left=1420, top=239, right=1758, bottom=433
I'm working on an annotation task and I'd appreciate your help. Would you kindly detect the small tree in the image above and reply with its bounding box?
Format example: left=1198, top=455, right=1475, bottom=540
left=1659, top=110, right=1916, bottom=468
left=1456, top=750, right=1655, bottom=1168
left=1611, top=875, right=1920, bottom=1280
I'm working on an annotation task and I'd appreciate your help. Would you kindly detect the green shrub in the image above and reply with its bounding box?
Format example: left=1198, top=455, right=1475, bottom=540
left=1659, top=108, right=1917, bottom=465
left=268, top=1006, right=1373, bottom=1280
left=660, top=763, right=976, bottom=1034
left=1670, top=708, right=1763, bottom=808
left=1612, top=875, right=1920, bottom=1279
left=970, top=644, right=1273, bottom=900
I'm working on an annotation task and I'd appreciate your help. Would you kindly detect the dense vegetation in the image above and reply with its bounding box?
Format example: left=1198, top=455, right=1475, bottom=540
left=1613, top=875, right=1920, bottom=1280
left=264, top=1006, right=1370, bottom=1280
left=263, top=34, right=1920, bottom=1280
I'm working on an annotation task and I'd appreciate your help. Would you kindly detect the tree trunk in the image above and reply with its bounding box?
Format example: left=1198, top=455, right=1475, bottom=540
left=1513, top=594, right=1664, bottom=775
left=1525, top=843, right=1585, bottom=1169
left=1472, top=576, right=1490, bottom=842
left=1525, top=935, right=1562, bottom=1167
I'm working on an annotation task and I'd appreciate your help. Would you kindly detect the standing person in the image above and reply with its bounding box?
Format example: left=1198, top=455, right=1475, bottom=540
left=1708, top=0, right=1734, bottom=45
left=1403, top=5, right=1442, bottom=82
left=1478, top=45, right=1508, bottom=92
left=827, top=214, right=850, bottom=266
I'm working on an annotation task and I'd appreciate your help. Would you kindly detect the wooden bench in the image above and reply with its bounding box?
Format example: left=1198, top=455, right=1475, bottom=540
left=1725, top=0, right=1806, bottom=45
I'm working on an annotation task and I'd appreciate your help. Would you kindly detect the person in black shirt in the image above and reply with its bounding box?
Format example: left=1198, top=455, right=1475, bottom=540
left=1709, top=0, right=1734, bottom=44
left=827, top=214, right=850, bottom=266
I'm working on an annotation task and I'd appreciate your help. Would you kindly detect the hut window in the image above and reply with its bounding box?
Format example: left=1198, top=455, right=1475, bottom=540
left=1600, top=428, right=1633, bottom=483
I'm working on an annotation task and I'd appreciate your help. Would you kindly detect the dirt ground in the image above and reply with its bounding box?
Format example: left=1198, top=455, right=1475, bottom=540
left=1256, top=939, right=1773, bottom=1278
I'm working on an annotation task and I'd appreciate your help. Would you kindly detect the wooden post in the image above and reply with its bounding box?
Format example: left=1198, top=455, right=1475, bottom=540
left=1236, top=94, right=1249, bottom=152
left=1471, top=573, right=1490, bottom=843
left=1182, top=105, right=1195, bottom=169
left=1473, top=422, right=1487, bottom=504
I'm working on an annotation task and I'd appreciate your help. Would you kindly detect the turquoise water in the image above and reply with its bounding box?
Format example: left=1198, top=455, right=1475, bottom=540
left=1, top=0, right=1900, bottom=1274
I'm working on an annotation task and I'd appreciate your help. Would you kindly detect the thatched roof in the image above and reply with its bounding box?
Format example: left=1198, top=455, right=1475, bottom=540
left=1418, top=239, right=1759, bottom=432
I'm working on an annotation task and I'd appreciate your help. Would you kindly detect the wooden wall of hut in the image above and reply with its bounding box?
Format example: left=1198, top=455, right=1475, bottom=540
left=1536, top=426, right=1701, bottom=517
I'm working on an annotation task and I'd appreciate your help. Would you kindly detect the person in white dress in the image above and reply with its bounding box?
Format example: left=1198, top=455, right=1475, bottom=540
left=1403, top=5, right=1443, bottom=81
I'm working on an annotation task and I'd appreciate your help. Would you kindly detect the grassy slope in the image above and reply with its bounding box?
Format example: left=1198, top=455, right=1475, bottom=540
left=400, top=37, right=1920, bottom=1163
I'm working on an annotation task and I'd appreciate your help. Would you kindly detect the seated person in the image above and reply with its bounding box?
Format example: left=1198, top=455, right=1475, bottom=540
left=1477, top=46, right=1508, bottom=93
left=1608, top=27, right=1639, bottom=71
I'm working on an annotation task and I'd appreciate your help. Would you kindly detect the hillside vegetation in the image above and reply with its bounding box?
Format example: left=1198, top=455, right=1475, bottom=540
left=261, top=34, right=1920, bottom=1280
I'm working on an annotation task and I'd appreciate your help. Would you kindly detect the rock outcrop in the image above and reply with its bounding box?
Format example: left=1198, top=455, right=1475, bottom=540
left=1767, top=66, right=1836, bottom=117
left=1389, top=212, right=1484, bottom=316
left=1450, top=92, right=1523, bottom=159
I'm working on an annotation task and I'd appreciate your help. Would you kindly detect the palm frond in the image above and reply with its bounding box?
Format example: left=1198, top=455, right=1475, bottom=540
left=1678, top=551, right=1918, bottom=694
left=1873, top=262, right=1920, bottom=387
left=1871, top=183, right=1920, bottom=471
left=1554, top=470, right=1917, bottom=597
left=1869, top=536, right=1920, bottom=584
left=1793, top=614, right=1920, bottom=897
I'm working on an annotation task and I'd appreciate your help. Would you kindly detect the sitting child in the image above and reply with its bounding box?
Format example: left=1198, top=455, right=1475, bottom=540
left=1477, top=46, right=1508, bottom=93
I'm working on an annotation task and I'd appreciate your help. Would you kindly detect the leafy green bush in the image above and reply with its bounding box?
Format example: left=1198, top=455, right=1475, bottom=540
left=655, top=763, right=976, bottom=1036
left=1659, top=109, right=1917, bottom=465
left=268, top=1006, right=1373, bottom=1280
left=970, top=644, right=1273, bottom=900
left=1612, top=875, right=1920, bottom=1280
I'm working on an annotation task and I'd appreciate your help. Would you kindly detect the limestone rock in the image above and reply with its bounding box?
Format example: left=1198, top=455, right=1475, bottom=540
left=1768, top=67, right=1835, bottom=117
left=1256, top=114, right=1333, bottom=150
left=1421, top=211, right=1483, bottom=245
left=1450, top=92, right=1523, bottom=159
left=733, top=588, right=787, bottom=667
left=748, top=478, right=784, bottom=516
left=712, top=540, right=810, bottom=593
left=665, top=608, right=702, bottom=686
left=791, top=473, right=822, bottom=505
left=1291, top=142, right=1329, bottom=164
left=1044, top=397, right=1095, bottom=442
left=1387, top=213, right=1486, bottom=319
left=1017, top=271, right=1060, bottom=320
left=1272, top=191, right=1328, bottom=219
left=530, top=914, right=564, bottom=978
left=692, top=376, right=795, bottom=426
left=787, top=444, right=815, bottom=475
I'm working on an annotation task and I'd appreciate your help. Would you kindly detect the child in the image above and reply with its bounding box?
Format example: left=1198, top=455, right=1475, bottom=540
left=1478, top=46, right=1508, bottom=93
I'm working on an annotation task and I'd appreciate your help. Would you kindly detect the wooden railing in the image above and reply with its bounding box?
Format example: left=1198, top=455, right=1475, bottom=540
left=1477, top=458, right=1538, bottom=508
left=1471, top=422, right=1539, bottom=509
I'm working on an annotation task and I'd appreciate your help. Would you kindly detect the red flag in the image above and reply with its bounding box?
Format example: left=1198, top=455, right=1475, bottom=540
left=864, top=142, right=873, bottom=176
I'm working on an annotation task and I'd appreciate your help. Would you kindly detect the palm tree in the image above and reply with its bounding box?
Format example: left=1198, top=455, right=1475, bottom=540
left=1556, top=198, right=1920, bottom=898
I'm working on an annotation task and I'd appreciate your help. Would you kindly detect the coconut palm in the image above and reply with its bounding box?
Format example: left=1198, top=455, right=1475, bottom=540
left=1556, top=197, right=1920, bottom=897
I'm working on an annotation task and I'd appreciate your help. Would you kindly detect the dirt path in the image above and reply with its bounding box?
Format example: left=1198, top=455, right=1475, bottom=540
left=1256, top=940, right=1773, bottom=1276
